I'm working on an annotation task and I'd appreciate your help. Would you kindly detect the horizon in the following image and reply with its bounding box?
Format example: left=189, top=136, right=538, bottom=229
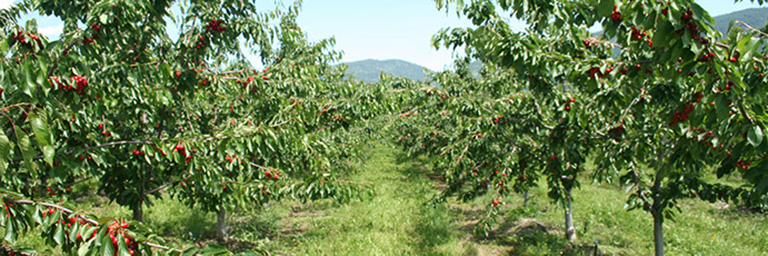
left=3, top=0, right=767, bottom=71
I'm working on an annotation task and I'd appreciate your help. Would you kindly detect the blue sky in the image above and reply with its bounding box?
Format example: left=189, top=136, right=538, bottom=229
left=2, top=0, right=766, bottom=70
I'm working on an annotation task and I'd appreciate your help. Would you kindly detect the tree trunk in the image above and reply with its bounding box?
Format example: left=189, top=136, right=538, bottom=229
left=564, top=188, right=577, bottom=241
left=651, top=135, right=668, bottom=256
left=132, top=201, right=143, bottom=221
left=523, top=191, right=530, bottom=207
left=652, top=210, right=664, bottom=256
left=216, top=209, right=227, bottom=240
left=134, top=168, right=146, bottom=221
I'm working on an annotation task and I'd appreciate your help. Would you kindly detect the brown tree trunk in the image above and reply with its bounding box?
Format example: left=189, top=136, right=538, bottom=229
left=652, top=210, right=664, bottom=256
left=564, top=188, right=577, bottom=241
left=523, top=191, right=530, bottom=207
left=132, top=201, right=143, bottom=221
left=216, top=209, right=227, bottom=240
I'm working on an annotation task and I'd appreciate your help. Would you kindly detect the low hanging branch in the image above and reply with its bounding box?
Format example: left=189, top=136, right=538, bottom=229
left=1, top=245, right=32, bottom=256
left=3, top=198, right=193, bottom=255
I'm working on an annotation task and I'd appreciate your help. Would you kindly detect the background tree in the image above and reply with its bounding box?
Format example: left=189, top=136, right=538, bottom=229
left=428, top=0, right=768, bottom=255
left=0, top=0, right=389, bottom=254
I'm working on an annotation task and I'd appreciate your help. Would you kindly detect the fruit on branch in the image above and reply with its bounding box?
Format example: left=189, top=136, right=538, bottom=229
left=70, top=76, right=87, bottom=95
left=611, top=5, right=622, bottom=22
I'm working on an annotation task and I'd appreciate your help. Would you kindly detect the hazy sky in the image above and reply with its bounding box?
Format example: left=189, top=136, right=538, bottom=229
left=2, top=0, right=766, bottom=70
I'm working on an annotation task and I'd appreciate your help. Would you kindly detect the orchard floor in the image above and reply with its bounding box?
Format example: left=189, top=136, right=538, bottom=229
left=245, top=143, right=768, bottom=256
left=10, top=143, right=768, bottom=255
left=228, top=143, right=768, bottom=255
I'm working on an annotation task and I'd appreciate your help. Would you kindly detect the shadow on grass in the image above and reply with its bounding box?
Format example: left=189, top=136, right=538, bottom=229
left=145, top=197, right=217, bottom=244
left=476, top=207, right=603, bottom=256
left=391, top=145, right=605, bottom=255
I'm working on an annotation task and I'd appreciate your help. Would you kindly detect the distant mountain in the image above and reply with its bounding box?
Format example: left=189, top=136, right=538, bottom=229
left=344, top=59, right=431, bottom=83
left=713, top=8, right=768, bottom=34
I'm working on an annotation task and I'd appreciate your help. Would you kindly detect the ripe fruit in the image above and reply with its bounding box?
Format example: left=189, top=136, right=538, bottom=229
left=132, top=150, right=142, bottom=155
left=611, top=5, right=622, bottom=22
left=206, top=19, right=226, bottom=32
left=70, top=75, right=88, bottom=95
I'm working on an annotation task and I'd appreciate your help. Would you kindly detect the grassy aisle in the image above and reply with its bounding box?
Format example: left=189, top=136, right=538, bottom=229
left=262, top=143, right=469, bottom=255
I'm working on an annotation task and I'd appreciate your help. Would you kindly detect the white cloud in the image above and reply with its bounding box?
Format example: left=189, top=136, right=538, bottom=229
left=38, top=24, right=63, bottom=37
left=0, top=0, right=14, bottom=10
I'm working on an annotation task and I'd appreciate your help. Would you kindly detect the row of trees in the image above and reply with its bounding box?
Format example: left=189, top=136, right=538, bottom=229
left=392, top=0, right=768, bottom=255
left=2, top=0, right=767, bottom=255
left=0, top=0, right=398, bottom=255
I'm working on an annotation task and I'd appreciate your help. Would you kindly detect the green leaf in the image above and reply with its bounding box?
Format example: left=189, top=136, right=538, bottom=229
left=117, top=234, right=131, bottom=256
left=4, top=217, right=15, bottom=243
left=101, top=234, right=115, bottom=256
left=89, top=152, right=105, bottom=166
left=0, top=129, right=12, bottom=175
left=53, top=221, right=64, bottom=244
left=652, top=21, right=673, bottom=49
left=748, top=125, right=763, bottom=147
left=14, top=126, right=36, bottom=173
left=182, top=248, right=201, bottom=256
left=597, top=0, right=614, bottom=17
left=30, top=111, right=54, bottom=165
left=22, top=61, right=35, bottom=97
left=201, top=243, right=229, bottom=255
left=96, top=217, right=116, bottom=225
left=69, top=222, right=80, bottom=242
left=79, top=238, right=95, bottom=256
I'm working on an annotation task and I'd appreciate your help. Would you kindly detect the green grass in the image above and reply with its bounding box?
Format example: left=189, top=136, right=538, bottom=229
left=481, top=177, right=768, bottom=256
left=5, top=142, right=768, bottom=255
left=253, top=143, right=768, bottom=255
left=248, top=143, right=468, bottom=255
